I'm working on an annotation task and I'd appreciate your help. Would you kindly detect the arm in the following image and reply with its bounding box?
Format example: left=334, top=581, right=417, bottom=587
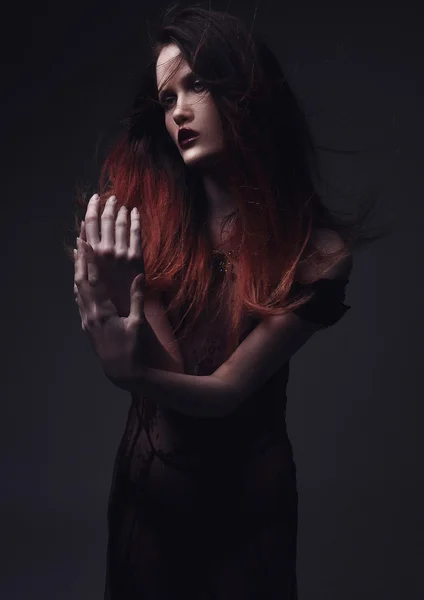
left=130, top=290, right=236, bottom=419
left=213, top=236, right=353, bottom=412
left=140, top=290, right=185, bottom=373
left=131, top=291, right=234, bottom=418
left=130, top=311, right=320, bottom=419
left=130, top=231, right=352, bottom=419
left=131, top=307, right=322, bottom=419
left=130, top=367, right=233, bottom=419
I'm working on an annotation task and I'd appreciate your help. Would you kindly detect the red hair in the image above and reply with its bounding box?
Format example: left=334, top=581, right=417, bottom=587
left=66, top=5, right=390, bottom=359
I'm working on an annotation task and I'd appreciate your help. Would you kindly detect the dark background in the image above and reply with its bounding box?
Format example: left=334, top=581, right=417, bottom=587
left=2, top=1, right=422, bottom=598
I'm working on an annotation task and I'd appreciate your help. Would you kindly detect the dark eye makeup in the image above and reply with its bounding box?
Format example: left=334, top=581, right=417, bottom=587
left=159, top=76, right=205, bottom=108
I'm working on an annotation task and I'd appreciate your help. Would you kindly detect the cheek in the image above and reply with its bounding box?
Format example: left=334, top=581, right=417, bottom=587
left=209, top=114, right=224, bottom=144
left=165, top=117, right=176, bottom=139
left=200, top=106, right=218, bottom=134
left=208, top=108, right=223, bottom=137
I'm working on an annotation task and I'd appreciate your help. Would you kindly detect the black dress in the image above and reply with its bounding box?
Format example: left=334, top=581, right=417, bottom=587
left=104, top=276, right=351, bottom=600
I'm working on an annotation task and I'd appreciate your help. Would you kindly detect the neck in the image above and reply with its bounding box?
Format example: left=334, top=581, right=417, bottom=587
left=201, top=161, right=237, bottom=220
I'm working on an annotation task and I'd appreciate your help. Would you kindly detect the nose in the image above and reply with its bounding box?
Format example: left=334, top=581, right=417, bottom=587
left=172, top=96, right=194, bottom=127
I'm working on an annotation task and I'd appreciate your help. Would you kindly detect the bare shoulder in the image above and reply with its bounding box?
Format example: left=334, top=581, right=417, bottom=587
left=309, top=227, right=345, bottom=253
left=297, top=227, right=353, bottom=281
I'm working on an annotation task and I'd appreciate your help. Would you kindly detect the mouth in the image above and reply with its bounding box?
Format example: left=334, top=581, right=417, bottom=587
left=178, top=131, right=200, bottom=148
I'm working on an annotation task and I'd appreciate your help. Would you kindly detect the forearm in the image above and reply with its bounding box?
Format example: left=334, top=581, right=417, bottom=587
left=138, top=318, right=183, bottom=373
left=128, top=367, right=236, bottom=419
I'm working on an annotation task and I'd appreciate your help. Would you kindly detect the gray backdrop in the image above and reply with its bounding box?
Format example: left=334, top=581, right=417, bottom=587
left=1, top=0, right=422, bottom=598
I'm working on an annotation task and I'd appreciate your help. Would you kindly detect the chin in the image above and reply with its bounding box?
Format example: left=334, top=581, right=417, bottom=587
left=181, top=147, right=224, bottom=169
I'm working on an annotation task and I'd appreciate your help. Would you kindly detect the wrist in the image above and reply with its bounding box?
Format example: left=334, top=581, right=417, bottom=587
left=136, top=317, right=182, bottom=373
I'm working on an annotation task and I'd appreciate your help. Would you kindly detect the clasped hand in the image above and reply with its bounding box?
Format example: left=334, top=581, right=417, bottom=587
left=73, top=194, right=146, bottom=390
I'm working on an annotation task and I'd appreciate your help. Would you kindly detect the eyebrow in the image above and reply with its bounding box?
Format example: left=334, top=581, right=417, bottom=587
left=157, top=71, right=195, bottom=102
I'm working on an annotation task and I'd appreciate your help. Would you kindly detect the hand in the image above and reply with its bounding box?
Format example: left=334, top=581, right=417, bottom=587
left=80, top=194, right=145, bottom=317
left=73, top=236, right=146, bottom=390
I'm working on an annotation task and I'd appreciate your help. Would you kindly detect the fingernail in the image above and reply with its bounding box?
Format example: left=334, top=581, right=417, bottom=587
left=92, top=194, right=99, bottom=200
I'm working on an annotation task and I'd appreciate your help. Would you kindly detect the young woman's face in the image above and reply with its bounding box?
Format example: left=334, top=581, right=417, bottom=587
left=156, top=44, right=225, bottom=169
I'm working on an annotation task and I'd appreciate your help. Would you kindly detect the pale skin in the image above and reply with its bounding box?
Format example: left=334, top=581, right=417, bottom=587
left=73, top=43, right=353, bottom=418
left=74, top=189, right=352, bottom=418
left=80, top=197, right=144, bottom=317
left=74, top=41, right=241, bottom=385
left=73, top=205, right=146, bottom=387
left=73, top=211, right=234, bottom=416
left=77, top=41, right=237, bottom=318
left=156, top=43, right=237, bottom=234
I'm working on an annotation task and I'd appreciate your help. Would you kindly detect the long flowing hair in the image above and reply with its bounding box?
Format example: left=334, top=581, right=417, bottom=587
left=66, top=3, right=391, bottom=359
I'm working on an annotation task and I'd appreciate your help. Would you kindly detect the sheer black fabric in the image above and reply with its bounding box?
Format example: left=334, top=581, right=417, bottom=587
left=104, top=277, right=351, bottom=599
left=291, top=278, right=351, bottom=328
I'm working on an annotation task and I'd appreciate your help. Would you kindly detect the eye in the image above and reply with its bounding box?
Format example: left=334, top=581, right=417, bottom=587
left=160, top=79, right=206, bottom=110
left=193, top=79, right=205, bottom=92
left=161, top=96, right=175, bottom=110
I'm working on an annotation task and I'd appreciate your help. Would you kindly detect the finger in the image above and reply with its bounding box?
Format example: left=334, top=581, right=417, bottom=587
left=100, top=195, right=117, bottom=251
left=128, top=208, right=144, bottom=267
left=74, top=281, right=86, bottom=330
left=84, top=194, right=101, bottom=246
left=78, top=239, right=117, bottom=316
left=80, top=220, right=86, bottom=241
left=129, top=274, right=145, bottom=323
left=81, top=239, right=100, bottom=285
left=75, top=237, right=88, bottom=283
left=115, top=206, right=128, bottom=255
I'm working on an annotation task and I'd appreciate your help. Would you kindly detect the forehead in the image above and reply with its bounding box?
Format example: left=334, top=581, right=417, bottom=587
left=156, top=43, right=191, bottom=89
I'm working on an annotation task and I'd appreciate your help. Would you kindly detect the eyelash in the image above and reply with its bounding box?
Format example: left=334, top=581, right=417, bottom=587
left=161, top=80, right=205, bottom=109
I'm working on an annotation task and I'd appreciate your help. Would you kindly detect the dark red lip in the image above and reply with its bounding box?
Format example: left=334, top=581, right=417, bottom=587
left=179, top=136, right=199, bottom=149
left=178, top=128, right=199, bottom=145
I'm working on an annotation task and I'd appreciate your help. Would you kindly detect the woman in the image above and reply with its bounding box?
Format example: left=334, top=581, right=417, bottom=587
left=71, top=5, right=384, bottom=599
